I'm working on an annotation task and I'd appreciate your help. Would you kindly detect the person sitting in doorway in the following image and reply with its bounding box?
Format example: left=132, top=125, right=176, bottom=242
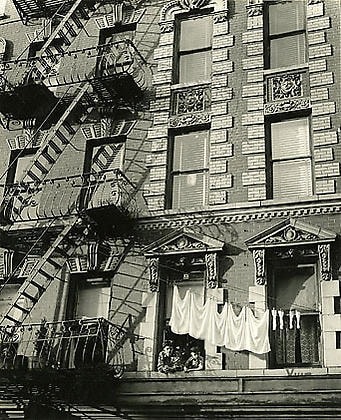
left=157, top=342, right=177, bottom=374
left=184, top=347, right=204, bottom=372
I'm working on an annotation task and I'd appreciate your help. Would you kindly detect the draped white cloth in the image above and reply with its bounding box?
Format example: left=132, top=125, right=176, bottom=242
left=169, top=286, right=270, bottom=354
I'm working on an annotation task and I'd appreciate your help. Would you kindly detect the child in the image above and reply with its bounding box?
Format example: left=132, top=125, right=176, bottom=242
left=157, top=342, right=176, bottom=373
left=184, top=347, right=204, bottom=372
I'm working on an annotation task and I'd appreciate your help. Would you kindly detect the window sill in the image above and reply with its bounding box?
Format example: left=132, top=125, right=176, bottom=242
left=263, top=63, right=309, bottom=76
left=123, top=366, right=338, bottom=380
left=171, top=80, right=211, bottom=91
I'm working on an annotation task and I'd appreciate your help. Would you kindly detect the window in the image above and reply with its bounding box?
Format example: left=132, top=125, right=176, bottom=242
left=269, top=117, right=313, bottom=199
left=176, top=15, right=212, bottom=84
left=267, top=1, right=306, bottom=69
left=270, top=264, right=320, bottom=367
left=169, top=130, right=209, bottom=209
left=97, top=22, right=136, bottom=77
left=6, top=149, right=36, bottom=187
left=159, top=255, right=205, bottom=368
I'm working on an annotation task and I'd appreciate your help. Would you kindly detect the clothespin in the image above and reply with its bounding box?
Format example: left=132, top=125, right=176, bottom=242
left=278, top=309, right=284, bottom=330
left=295, top=310, right=301, bottom=329
left=271, top=308, right=277, bottom=331
left=289, top=309, right=295, bottom=329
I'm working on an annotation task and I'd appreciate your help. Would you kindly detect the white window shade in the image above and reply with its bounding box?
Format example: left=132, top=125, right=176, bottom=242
left=179, top=16, right=212, bottom=52
left=179, top=50, right=211, bottom=84
left=271, top=118, right=310, bottom=160
left=172, top=173, right=207, bottom=208
left=173, top=131, right=208, bottom=172
left=269, top=2, right=305, bottom=35
left=273, top=158, right=312, bottom=199
left=15, top=154, right=35, bottom=183
left=76, top=285, right=110, bottom=319
left=270, top=33, right=306, bottom=69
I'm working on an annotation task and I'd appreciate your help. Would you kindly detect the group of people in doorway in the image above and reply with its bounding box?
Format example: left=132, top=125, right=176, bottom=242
left=157, top=342, right=204, bottom=374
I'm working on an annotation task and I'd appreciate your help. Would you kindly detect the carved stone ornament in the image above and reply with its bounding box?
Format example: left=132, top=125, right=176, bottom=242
left=274, top=247, right=317, bottom=259
left=159, top=21, right=174, bottom=33
left=159, top=235, right=206, bottom=253
left=169, top=112, right=211, bottom=128
left=213, top=11, right=228, bottom=23
left=264, top=227, right=319, bottom=245
left=205, top=253, right=218, bottom=288
left=318, top=243, right=332, bottom=281
left=173, top=85, right=211, bottom=115
left=149, top=257, right=160, bottom=292
left=253, top=249, right=265, bottom=285
left=160, top=0, right=228, bottom=22
left=179, top=0, right=210, bottom=9
left=246, top=3, right=263, bottom=17
left=0, top=38, right=6, bottom=60
left=271, top=73, right=303, bottom=101
left=264, top=98, right=311, bottom=115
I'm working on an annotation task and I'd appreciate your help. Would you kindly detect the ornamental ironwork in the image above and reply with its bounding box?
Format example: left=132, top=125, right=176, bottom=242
left=0, top=317, right=133, bottom=375
left=173, top=85, right=211, bottom=115
left=271, top=73, right=303, bottom=101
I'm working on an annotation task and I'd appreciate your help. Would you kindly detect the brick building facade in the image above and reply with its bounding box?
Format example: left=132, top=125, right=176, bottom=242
left=0, top=0, right=340, bottom=418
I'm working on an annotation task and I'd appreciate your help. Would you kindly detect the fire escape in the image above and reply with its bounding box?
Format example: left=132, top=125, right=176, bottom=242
left=0, top=0, right=149, bottom=416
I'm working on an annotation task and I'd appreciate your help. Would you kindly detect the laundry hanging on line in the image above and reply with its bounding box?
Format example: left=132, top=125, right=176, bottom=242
left=169, top=286, right=270, bottom=355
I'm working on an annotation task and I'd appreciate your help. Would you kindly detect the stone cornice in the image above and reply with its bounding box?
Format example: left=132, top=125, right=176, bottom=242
left=135, top=197, right=341, bottom=230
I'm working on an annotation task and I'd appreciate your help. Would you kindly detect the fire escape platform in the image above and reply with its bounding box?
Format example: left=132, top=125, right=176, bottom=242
left=13, top=0, right=76, bottom=21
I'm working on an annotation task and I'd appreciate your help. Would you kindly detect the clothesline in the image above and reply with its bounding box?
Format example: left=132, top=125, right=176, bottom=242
left=169, top=286, right=271, bottom=355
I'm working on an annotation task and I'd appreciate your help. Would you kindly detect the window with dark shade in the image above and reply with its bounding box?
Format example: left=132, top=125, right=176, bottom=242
left=170, top=131, right=209, bottom=209
left=269, top=117, right=313, bottom=199
left=176, top=15, right=212, bottom=84
left=267, top=1, right=306, bottom=69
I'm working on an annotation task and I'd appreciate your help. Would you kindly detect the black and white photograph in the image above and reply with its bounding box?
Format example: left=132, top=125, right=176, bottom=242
left=0, top=0, right=340, bottom=418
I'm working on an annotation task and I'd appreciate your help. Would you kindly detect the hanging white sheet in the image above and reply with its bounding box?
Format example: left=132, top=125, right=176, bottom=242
left=169, top=286, right=270, bottom=354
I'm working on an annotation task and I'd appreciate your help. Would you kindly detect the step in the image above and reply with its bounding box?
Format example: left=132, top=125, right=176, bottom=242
left=29, top=280, right=46, bottom=293
left=33, top=160, right=49, bottom=175
left=41, top=150, right=56, bottom=164
left=49, top=140, right=63, bottom=154
left=64, top=21, right=77, bottom=37
left=25, top=170, right=41, bottom=183
left=20, top=291, right=38, bottom=303
left=46, top=258, right=63, bottom=270
left=12, top=303, right=29, bottom=314
left=55, top=130, right=70, bottom=144
left=37, top=267, right=55, bottom=281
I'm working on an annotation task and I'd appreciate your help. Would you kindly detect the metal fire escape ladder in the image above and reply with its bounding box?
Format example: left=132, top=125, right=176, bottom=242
left=0, top=219, right=78, bottom=326
left=25, top=0, right=101, bottom=83
left=1, top=82, right=93, bottom=221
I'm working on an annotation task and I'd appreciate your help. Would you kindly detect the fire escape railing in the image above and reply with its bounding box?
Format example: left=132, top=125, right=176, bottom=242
left=0, top=316, right=136, bottom=375
left=1, top=168, right=136, bottom=222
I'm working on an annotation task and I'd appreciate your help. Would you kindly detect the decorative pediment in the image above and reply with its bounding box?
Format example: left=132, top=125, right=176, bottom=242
left=246, top=218, right=336, bottom=249
left=144, top=228, right=225, bottom=257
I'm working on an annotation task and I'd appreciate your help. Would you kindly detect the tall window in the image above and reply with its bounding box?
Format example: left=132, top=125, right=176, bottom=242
left=176, top=15, right=212, bottom=84
left=267, top=1, right=306, bottom=69
left=269, top=264, right=320, bottom=367
left=269, top=117, right=313, bottom=199
left=6, top=149, right=36, bottom=186
left=170, top=130, right=209, bottom=209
